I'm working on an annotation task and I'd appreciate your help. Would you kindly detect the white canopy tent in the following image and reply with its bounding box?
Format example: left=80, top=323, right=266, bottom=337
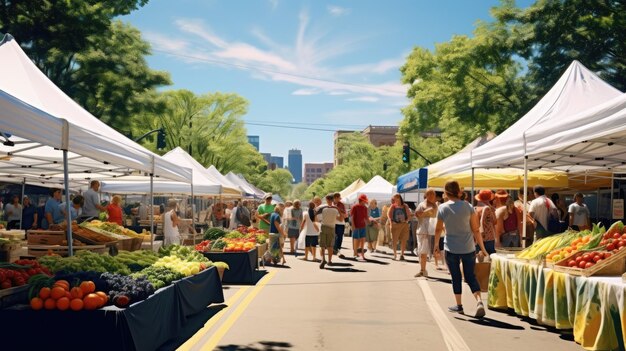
left=225, top=172, right=264, bottom=199
left=205, top=165, right=245, bottom=196
left=339, top=178, right=366, bottom=199
left=344, top=175, right=394, bottom=205
left=470, top=60, right=622, bottom=171
left=0, top=35, right=192, bottom=183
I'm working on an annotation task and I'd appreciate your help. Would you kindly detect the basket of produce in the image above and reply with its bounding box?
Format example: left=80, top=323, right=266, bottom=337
left=553, top=248, right=626, bottom=277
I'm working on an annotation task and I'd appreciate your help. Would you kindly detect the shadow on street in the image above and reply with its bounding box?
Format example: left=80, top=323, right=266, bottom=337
left=216, top=341, right=293, bottom=351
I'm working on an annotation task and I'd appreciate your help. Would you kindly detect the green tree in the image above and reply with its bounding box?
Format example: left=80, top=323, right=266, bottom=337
left=256, top=169, right=294, bottom=200
left=133, top=89, right=266, bottom=180
left=72, top=21, right=171, bottom=128
left=494, top=0, right=626, bottom=94
left=289, top=182, right=309, bottom=201
left=399, top=19, right=530, bottom=163
left=0, top=1, right=159, bottom=128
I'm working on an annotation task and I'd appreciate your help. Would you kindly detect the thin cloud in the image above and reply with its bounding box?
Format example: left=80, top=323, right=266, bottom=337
left=268, top=0, right=278, bottom=10
left=347, top=96, right=380, bottom=102
left=327, top=5, right=351, bottom=16
left=292, top=88, right=320, bottom=96
left=149, top=14, right=408, bottom=99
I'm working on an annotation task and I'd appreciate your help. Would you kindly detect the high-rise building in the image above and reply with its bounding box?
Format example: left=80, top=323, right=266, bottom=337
left=247, top=135, right=260, bottom=151
left=261, top=153, right=272, bottom=168
left=270, top=156, right=284, bottom=169
left=304, top=162, right=334, bottom=185
left=288, top=149, right=303, bottom=183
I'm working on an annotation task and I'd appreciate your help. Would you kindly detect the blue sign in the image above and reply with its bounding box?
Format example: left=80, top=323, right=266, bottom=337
left=397, top=168, right=428, bottom=193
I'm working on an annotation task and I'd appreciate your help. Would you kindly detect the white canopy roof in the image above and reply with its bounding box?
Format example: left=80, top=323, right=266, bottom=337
left=470, top=61, right=622, bottom=171
left=162, top=148, right=240, bottom=196
left=0, top=34, right=192, bottom=184
left=225, top=172, right=265, bottom=199
left=519, top=92, right=626, bottom=172
left=339, top=178, right=366, bottom=199
left=206, top=165, right=245, bottom=195
left=344, top=175, right=394, bottom=205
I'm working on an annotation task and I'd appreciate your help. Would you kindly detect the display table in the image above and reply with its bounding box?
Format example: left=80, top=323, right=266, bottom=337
left=204, top=248, right=258, bottom=284
left=0, top=266, right=224, bottom=351
left=488, top=254, right=625, bottom=351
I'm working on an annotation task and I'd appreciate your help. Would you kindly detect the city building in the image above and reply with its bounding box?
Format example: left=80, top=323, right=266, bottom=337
left=261, top=152, right=272, bottom=167
left=247, top=135, right=259, bottom=151
left=288, top=149, right=303, bottom=183
left=304, top=162, right=334, bottom=185
left=270, top=156, right=284, bottom=169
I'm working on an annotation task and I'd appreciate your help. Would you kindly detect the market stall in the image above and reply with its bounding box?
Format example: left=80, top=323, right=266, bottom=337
left=489, top=255, right=624, bottom=350
left=344, top=175, right=394, bottom=205
left=0, top=266, right=224, bottom=351
left=203, top=248, right=258, bottom=284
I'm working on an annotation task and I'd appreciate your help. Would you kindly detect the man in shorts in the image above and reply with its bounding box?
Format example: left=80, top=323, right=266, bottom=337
left=350, top=194, right=370, bottom=260
left=319, top=194, right=340, bottom=269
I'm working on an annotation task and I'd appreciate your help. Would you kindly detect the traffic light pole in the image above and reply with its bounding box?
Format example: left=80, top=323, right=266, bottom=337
left=134, top=128, right=165, bottom=148
left=408, top=145, right=432, bottom=165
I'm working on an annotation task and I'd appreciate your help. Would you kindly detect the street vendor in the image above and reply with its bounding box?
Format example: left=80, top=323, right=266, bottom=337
left=163, top=199, right=181, bottom=245
left=83, top=180, right=106, bottom=218
left=256, top=193, right=275, bottom=232
left=41, top=188, right=64, bottom=229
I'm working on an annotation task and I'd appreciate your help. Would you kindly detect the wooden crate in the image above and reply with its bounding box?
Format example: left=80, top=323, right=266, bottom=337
left=553, top=248, right=626, bottom=277
left=73, top=227, right=118, bottom=245
left=27, top=244, right=107, bottom=257
left=117, top=238, right=143, bottom=251
left=27, top=230, right=66, bottom=245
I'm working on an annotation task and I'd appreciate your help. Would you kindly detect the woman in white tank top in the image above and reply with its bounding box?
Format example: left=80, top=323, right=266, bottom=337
left=163, top=199, right=181, bottom=245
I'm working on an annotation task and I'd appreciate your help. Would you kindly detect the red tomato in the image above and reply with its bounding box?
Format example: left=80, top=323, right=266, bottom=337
left=607, top=243, right=616, bottom=251
left=578, top=261, right=587, bottom=269
left=568, top=260, right=577, bottom=267
left=582, top=253, right=592, bottom=261
left=593, top=255, right=602, bottom=263
left=575, top=256, right=584, bottom=263
left=614, top=233, right=622, bottom=239
left=604, top=252, right=612, bottom=259
left=622, top=234, right=626, bottom=240
left=585, top=262, right=594, bottom=269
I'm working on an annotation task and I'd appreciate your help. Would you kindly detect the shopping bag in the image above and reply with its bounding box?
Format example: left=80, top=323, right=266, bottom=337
left=474, top=261, right=491, bottom=293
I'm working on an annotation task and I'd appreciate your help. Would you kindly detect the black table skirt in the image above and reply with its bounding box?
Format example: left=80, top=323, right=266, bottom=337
left=0, top=266, right=224, bottom=351
left=204, top=248, right=258, bottom=284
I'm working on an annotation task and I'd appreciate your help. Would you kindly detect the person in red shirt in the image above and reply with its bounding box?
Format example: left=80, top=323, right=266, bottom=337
left=350, top=194, right=370, bottom=260
left=106, top=195, right=124, bottom=226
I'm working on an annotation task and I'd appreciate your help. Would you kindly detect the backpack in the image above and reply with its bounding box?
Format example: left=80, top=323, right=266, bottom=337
left=236, top=206, right=251, bottom=227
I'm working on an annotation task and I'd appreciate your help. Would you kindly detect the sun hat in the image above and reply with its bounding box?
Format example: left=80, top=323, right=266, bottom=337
left=474, top=189, right=495, bottom=202
left=358, top=194, right=369, bottom=203
left=494, top=189, right=509, bottom=199
left=263, top=193, right=273, bottom=200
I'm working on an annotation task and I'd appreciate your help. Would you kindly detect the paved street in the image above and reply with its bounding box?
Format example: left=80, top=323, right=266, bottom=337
left=174, top=239, right=583, bottom=351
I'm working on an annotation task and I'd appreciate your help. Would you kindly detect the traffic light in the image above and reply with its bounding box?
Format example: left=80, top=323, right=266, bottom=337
left=156, top=128, right=166, bottom=149
left=402, top=142, right=410, bottom=163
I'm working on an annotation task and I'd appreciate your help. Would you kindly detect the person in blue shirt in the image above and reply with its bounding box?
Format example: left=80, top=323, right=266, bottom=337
left=268, top=207, right=287, bottom=265
left=62, top=195, right=84, bottom=221
left=42, top=188, right=64, bottom=229
left=21, top=196, right=38, bottom=230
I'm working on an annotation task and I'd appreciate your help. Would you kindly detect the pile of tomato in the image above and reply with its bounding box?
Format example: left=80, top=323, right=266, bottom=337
left=599, top=230, right=626, bottom=252
left=0, top=260, right=52, bottom=290
left=29, top=279, right=108, bottom=311
left=565, top=251, right=612, bottom=269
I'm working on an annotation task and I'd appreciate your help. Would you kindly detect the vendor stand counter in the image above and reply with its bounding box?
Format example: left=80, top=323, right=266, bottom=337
left=488, top=254, right=626, bottom=351
left=0, top=266, right=224, bottom=351
left=204, top=247, right=258, bottom=284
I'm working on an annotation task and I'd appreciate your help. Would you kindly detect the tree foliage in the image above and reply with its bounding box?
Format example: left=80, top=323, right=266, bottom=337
left=133, top=89, right=266, bottom=181
left=256, top=169, right=294, bottom=200
left=398, top=0, right=626, bottom=166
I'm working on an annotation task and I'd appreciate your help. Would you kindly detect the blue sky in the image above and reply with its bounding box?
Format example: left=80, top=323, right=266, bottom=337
left=122, top=0, right=533, bottom=166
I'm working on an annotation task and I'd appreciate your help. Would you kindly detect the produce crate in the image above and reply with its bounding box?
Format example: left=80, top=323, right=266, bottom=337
left=0, top=285, right=29, bottom=309
left=72, top=227, right=118, bottom=245
left=553, top=248, right=626, bottom=277
left=0, top=242, right=23, bottom=263
left=27, top=230, right=66, bottom=245
left=27, top=244, right=107, bottom=257
left=117, top=238, right=143, bottom=251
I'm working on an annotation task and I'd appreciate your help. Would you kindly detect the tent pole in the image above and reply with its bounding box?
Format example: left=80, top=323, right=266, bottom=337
left=63, top=150, right=73, bottom=256
left=523, top=156, right=528, bottom=248
left=596, top=187, right=600, bottom=224
left=610, top=172, right=615, bottom=222
left=19, top=178, right=25, bottom=230
left=150, top=174, right=154, bottom=252
left=471, top=168, right=475, bottom=201
left=191, top=183, right=196, bottom=245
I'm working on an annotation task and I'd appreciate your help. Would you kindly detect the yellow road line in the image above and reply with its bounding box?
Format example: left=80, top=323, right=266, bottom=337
left=199, top=271, right=277, bottom=350
left=177, top=286, right=250, bottom=351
